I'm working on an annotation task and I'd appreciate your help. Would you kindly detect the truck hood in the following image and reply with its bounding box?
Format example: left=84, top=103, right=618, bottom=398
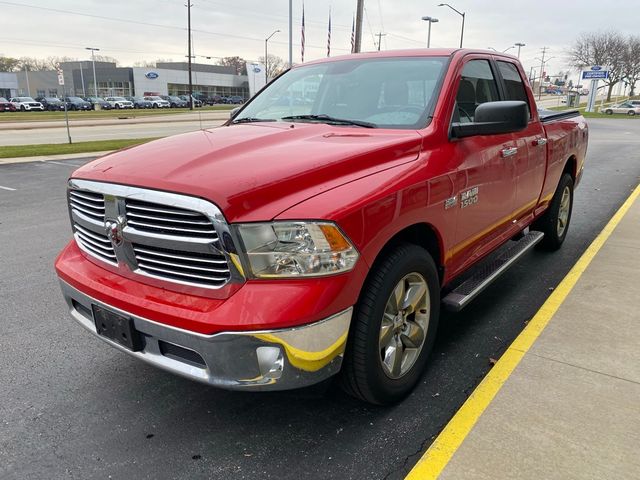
left=72, top=123, right=422, bottom=222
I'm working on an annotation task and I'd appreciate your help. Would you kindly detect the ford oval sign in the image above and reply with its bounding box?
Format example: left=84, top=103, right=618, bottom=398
left=253, top=67, right=261, bottom=73
left=591, top=66, right=602, bottom=71
left=145, top=72, right=159, bottom=79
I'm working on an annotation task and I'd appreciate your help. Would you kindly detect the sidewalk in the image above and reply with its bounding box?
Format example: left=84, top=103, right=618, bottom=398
left=0, top=110, right=230, bottom=130
left=0, top=151, right=111, bottom=165
left=408, top=185, right=640, bottom=479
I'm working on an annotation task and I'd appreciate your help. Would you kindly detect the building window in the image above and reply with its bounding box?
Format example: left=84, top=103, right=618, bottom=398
left=36, top=90, right=46, bottom=98
left=48, top=89, right=58, bottom=97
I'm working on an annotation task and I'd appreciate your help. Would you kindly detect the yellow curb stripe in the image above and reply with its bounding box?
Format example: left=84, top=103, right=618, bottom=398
left=406, top=183, right=640, bottom=480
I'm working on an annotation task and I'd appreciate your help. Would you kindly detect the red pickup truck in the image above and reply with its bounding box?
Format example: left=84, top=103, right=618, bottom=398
left=55, top=49, right=588, bottom=405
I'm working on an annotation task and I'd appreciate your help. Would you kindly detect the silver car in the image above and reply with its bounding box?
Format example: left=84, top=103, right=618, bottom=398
left=602, top=102, right=640, bottom=116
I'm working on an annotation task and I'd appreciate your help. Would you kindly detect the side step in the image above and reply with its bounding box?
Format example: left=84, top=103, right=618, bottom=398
left=442, top=231, right=544, bottom=312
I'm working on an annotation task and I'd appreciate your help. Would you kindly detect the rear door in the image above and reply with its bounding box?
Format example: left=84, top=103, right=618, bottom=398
left=495, top=60, right=547, bottom=219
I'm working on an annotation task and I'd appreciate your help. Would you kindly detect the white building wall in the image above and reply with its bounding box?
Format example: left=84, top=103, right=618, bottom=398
left=132, top=68, right=247, bottom=96
left=0, top=72, right=19, bottom=98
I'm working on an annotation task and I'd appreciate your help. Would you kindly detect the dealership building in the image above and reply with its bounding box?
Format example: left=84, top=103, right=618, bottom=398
left=5, top=61, right=251, bottom=99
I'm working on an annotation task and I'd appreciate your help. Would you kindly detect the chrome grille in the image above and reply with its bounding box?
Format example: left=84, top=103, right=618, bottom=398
left=125, top=199, right=217, bottom=239
left=69, top=189, right=105, bottom=223
left=132, top=244, right=230, bottom=287
left=67, top=180, right=241, bottom=295
left=73, top=224, right=117, bottom=264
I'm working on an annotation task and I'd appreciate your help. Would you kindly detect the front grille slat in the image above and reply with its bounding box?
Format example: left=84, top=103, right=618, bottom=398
left=69, top=185, right=232, bottom=289
left=136, top=254, right=230, bottom=273
left=137, top=262, right=230, bottom=283
left=133, top=246, right=228, bottom=265
left=126, top=211, right=212, bottom=225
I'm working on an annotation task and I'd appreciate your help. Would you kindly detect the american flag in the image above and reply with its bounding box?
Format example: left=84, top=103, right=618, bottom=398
left=350, top=16, right=355, bottom=53
left=301, top=3, right=305, bottom=63
left=327, top=8, right=332, bottom=57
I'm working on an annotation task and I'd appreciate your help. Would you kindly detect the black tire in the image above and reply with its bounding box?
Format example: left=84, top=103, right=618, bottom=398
left=605, top=109, right=613, bottom=115
left=20, top=105, right=25, bottom=111
left=152, top=104, right=158, bottom=108
left=533, top=173, right=574, bottom=251
left=628, top=111, right=635, bottom=116
left=340, top=243, right=440, bottom=405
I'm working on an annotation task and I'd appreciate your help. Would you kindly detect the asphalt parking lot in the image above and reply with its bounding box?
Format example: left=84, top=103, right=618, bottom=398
left=1, top=118, right=639, bottom=480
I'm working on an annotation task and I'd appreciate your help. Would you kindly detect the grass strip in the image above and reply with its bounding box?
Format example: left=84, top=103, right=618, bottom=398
left=0, top=138, right=159, bottom=158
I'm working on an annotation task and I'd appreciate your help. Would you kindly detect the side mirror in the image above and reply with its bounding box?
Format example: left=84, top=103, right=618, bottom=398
left=452, top=101, right=528, bottom=138
left=230, top=107, right=241, bottom=119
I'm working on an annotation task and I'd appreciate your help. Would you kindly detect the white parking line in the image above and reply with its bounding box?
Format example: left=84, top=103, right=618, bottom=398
left=0, top=185, right=16, bottom=191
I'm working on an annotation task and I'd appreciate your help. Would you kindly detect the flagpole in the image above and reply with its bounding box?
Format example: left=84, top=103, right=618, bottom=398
left=301, top=2, right=305, bottom=63
left=288, top=0, right=293, bottom=67
left=327, top=7, right=332, bottom=57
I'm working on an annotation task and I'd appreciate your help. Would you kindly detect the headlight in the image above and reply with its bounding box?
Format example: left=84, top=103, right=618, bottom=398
left=236, top=221, right=359, bottom=278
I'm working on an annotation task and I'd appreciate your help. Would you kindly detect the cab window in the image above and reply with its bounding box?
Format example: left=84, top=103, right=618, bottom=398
left=497, top=61, right=530, bottom=117
left=454, top=60, right=500, bottom=123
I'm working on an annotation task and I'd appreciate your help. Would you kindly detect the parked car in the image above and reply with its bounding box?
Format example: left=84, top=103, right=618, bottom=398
left=179, top=95, right=203, bottom=107
left=0, top=97, right=17, bottom=112
left=206, top=95, right=223, bottom=105
left=35, top=97, right=66, bottom=111
left=125, top=96, right=152, bottom=109
left=104, top=96, right=134, bottom=109
left=143, top=96, right=170, bottom=108
left=161, top=95, right=188, bottom=108
left=64, top=97, right=92, bottom=111
left=228, top=95, right=245, bottom=104
left=629, top=100, right=640, bottom=108
left=602, top=102, right=640, bottom=116
left=55, top=49, right=588, bottom=405
left=84, top=97, right=112, bottom=110
left=10, top=96, right=45, bottom=111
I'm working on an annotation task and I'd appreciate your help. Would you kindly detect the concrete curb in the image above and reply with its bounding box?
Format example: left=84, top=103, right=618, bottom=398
left=0, top=150, right=112, bottom=165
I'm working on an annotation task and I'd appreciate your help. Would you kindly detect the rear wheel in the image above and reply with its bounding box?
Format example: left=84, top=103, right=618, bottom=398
left=341, top=243, right=440, bottom=405
left=605, top=109, right=613, bottom=115
left=533, top=173, right=574, bottom=250
left=628, top=110, right=635, bottom=116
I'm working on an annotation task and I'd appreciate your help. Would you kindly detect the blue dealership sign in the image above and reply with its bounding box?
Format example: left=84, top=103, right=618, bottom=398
left=145, top=72, right=159, bottom=79
left=582, top=70, right=609, bottom=79
left=253, top=66, right=261, bottom=73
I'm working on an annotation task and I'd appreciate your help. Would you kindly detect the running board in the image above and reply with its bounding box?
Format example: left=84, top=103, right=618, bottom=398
left=443, top=231, right=544, bottom=312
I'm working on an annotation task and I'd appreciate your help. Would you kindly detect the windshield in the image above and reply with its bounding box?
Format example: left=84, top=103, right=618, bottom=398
left=112, top=97, right=127, bottom=101
left=0, top=98, right=7, bottom=102
left=235, top=56, right=448, bottom=129
left=17, top=97, right=35, bottom=102
left=68, top=97, right=83, bottom=102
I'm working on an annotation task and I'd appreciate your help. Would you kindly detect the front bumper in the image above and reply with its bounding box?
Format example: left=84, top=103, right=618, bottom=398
left=60, top=280, right=352, bottom=390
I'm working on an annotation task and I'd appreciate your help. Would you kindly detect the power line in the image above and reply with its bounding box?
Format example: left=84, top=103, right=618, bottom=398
left=0, top=1, right=349, bottom=53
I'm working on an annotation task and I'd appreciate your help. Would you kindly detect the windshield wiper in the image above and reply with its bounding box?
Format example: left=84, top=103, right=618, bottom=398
left=281, top=114, right=376, bottom=128
left=231, top=117, right=277, bottom=124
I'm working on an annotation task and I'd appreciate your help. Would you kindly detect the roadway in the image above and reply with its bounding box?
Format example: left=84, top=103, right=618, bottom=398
left=1, top=118, right=639, bottom=479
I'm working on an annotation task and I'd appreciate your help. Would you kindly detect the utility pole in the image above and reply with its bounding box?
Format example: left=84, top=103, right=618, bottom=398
left=186, top=2, right=194, bottom=110
left=86, top=47, right=99, bottom=97
left=265, top=30, right=280, bottom=83
left=375, top=32, right=386, bottom=51
left=538, top=46, right=548, bottom=100
left=354, top=0, right=364, bottom=53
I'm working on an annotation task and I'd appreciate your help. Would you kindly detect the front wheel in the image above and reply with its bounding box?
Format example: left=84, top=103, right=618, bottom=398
left=605, top=109, right=613, bottom=115
left=341, top=243, right=440, bottom=405
left=533, top=173, right=574, bottom=250
left=628, top=111, right=635, bottom=116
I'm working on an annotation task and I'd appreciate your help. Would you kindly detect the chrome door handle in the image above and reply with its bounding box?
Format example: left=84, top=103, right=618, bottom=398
left=501, top=147, right=518, bottom=158
left=534, top=138, right=548, bottom=146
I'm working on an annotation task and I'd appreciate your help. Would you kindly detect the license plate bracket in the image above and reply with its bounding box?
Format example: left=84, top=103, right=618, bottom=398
left=92, top=304, right=144, bottom=352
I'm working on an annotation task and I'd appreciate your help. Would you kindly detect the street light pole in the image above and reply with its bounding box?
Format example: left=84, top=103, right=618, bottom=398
left=421, top=17, right=439, bottom=48
left=265, top=30, right=280, bottom=83
left=85, top=47, right=99, bottom=97
left=79, top=61, right=86, bottom=97
left=515, top=42, right=525, bottom=58
left=186, top=2, right=194, bottom=110
left=438, top=3, right=465, bottom=48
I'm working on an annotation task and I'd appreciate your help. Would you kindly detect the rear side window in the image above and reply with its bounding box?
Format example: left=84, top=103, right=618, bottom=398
left=455, top=59, right=500, bottom=123
left=497, top=61, right=530, bottom=116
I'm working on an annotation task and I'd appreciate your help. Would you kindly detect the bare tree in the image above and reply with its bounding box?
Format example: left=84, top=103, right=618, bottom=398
left=623, top=36, right=640, bottom=96
left=133, top=60, right=156, bottom=68
left=218, top=56, right=246, bottom=75
left=258, top=54, right=285, bottom=80
left=17, top=56, right=52, bottom=71
left=569, top=31, right=626, bottom=101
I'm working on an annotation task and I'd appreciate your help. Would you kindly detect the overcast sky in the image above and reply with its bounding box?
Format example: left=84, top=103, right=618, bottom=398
left=1, top=0, right=639, bottom=81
